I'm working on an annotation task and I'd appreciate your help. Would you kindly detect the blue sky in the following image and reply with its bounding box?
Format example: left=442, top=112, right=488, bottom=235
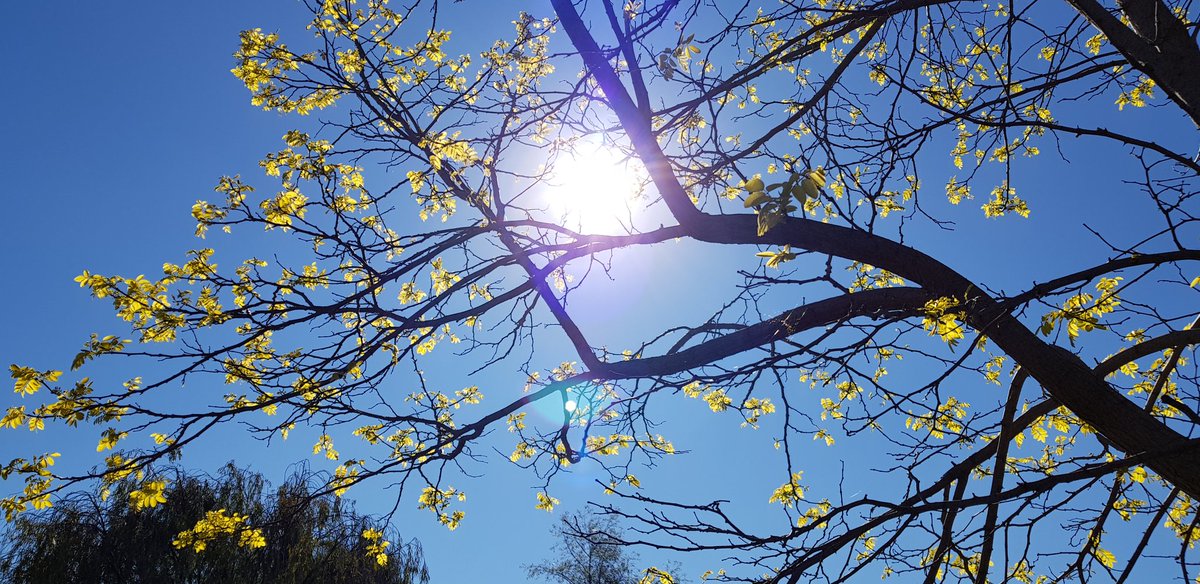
left=2, top=1, right=1198, bottom=583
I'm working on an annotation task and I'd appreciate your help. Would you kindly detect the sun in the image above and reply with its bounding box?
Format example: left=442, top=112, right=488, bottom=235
left=545, top=141, right=641, bottom=233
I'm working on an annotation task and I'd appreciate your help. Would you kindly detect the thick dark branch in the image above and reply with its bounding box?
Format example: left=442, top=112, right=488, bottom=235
left=601, top=287, right=932, bottom=378
left=686, top=212, right=1200, bottom=498
left=1066, top=0, right=1200, bottom=126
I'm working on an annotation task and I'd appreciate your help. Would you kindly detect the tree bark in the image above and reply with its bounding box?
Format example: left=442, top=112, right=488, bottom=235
left=1067, top=0, right=1200, bottom=127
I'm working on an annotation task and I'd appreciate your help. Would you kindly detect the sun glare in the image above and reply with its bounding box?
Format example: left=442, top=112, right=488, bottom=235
left=546, top=142, right=641, bottom=233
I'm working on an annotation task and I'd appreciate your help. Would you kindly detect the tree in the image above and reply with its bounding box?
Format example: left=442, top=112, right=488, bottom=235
left=0, top=463, right=429, bottom=584
left=525, top=511, right=642, bottom=584
left=5, top=0, right=1200, bottom=581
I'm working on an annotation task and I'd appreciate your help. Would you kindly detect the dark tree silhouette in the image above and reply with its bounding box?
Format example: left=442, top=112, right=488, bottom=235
left=0, top=464, right=429, bottom=584
left=527, top=511, right=645, bottom=584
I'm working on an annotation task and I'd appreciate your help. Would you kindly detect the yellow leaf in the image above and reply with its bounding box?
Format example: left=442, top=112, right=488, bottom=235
left=535, top=491, right=559, bottom=511
left=1129, top=466, right=1147, bottom=483
left=1030, top=424, right=1048, bottom=443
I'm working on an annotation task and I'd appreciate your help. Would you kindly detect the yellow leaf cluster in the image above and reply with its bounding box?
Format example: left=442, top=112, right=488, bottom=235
left=535, top=491, right=559, bottom=511
left=129, top=479, right=169, bottom=511
left=172, top=509, right=267, bottom=552
left=981, top=181, right=1030, bottom=219
left=906, top=397, right=970, bottom=439
left=1039, top=277, right=1122, bottom=344
left=702, top=388, right=733, bottom=412
left=768, top=471, right=805, bottom=507
left=10, top=366, right=61, bottom=397
left=362, top=528, right=391, bottom=567
left=638, top=567, right=676, bottom=584
left=922, top=297, right=966, bottom=347
left=417, top=485, right=467, bottom=530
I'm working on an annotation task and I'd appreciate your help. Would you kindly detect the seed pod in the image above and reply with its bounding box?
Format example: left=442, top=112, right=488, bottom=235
left=745, top=177, right=765, bottom=192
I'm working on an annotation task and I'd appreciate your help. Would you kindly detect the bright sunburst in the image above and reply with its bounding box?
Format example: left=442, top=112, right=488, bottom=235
left=546, top=141, right=642, bottom=233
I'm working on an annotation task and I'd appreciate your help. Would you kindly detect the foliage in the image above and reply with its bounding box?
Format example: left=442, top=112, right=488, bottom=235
left=6, top=0, right=1200, bottom=581
left=0, top=463, right=429, bottom=584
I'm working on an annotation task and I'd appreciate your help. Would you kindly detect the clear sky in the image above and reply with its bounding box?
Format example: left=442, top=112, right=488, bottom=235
left=2, top=1, right=1197, bottom=583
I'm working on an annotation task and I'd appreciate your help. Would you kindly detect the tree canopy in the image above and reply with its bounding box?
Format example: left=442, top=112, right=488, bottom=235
left=0, top=463, right=429, bottom=583
left=526, top=510, right=647, bottom=584
left=5, top=0, right=1200, bottom=581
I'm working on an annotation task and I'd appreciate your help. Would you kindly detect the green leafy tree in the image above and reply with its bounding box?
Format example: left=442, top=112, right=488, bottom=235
left=0, top=464, right=429, bottom=584
left=6, top=0, right=1200, bottom=581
